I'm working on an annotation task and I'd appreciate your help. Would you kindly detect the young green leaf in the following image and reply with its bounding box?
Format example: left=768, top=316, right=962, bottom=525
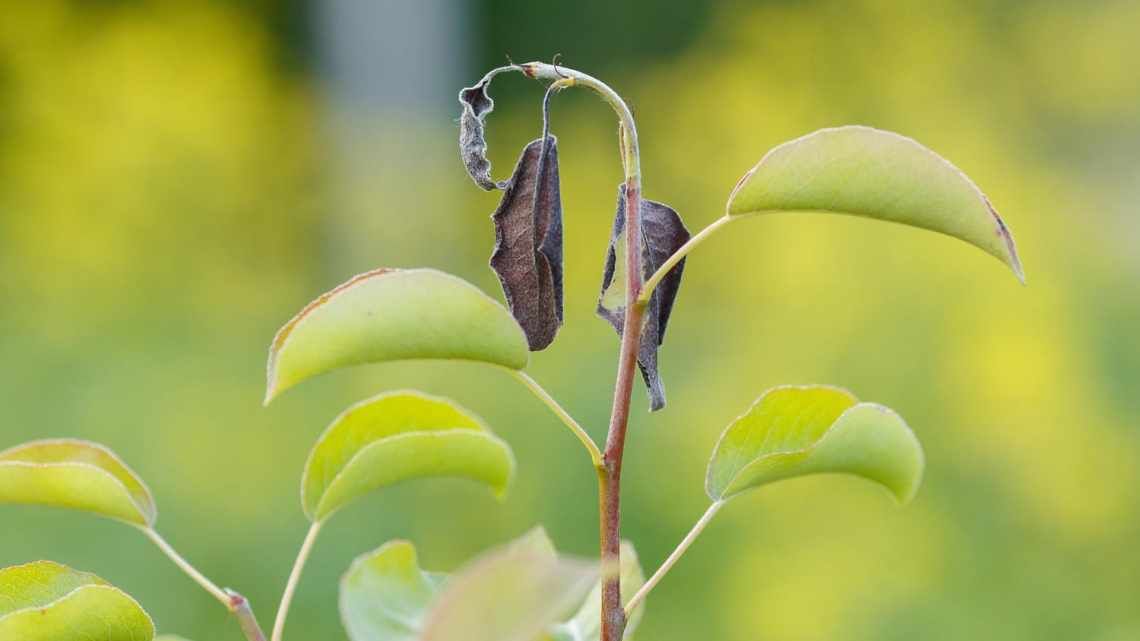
left=419, top=531, right=597, bottom=641
left=548, top=541, right=646, bottom=641
left=0, top=561, right=155, bottom=641
left=597, top=186, right=691, bottom=410
left=706, top=386, right=924, bottom=503
left=265, top=268, right=530, bottom=404
left=727, top=126, right=1023, bottom=282
left=0, top=439, right=156, bottom=526
left=490, top=136, right=564, bottom=351
left=339, top=540, right=447, bottom=641
left=302, top=391, right=515, bottom=522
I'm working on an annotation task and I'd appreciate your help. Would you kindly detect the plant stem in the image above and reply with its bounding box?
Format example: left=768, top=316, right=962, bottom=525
left=141, top=527, right=268, bottom=641
left=638, top=215, right=732, bottom=305
left=227, top=591, right=270, bottom=641
left=624, top=501, right=724, bottom=617
left=522, top=60, right=643, bottom=641
left=511, top=369, right=602, bottom=466
left=524, top=60, right=641, bottom=641
left=271, top=521, right=323, bottom=641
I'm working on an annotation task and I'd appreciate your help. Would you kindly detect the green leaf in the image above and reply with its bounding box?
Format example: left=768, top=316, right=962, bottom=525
left=0, top=561, right=155, bottom=641
left=420, top=530, right=597, bottom=641
left=339, top=540, right=447, bottom=641
left=548, top=541, right=646, bottom=641
left=706, top=385, right=924, bottom=503
left=727, top=126, right=1024, bottom=282
left=339, top=528, right=594, bottom=641
left=0, top=439, right=156, bottom=526
left=265, top=268, right=530, bottom=404
left=302, top=390, right=515, bottom=522
left=154, top=637, right=191, bottom=641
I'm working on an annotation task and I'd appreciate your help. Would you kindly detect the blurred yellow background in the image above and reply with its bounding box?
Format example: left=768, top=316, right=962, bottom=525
left=2, top=1, right=1138, bottom=640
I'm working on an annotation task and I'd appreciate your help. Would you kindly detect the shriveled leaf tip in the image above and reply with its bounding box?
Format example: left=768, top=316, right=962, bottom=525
left=459, top=80, right=507, bottom=191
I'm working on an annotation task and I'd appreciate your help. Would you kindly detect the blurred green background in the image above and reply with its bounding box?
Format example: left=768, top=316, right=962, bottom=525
left=2, top=1, right=1138, bottom=639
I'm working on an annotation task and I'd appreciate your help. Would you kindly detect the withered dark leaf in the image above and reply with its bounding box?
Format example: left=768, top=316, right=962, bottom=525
left=459, top=80, right=508, bottom=190
left=597, top=185, right=691, bottom=411
left=489, top=136, right=564, bottom=351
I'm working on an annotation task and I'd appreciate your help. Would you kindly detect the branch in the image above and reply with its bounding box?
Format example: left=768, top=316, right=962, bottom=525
left=140, top=527, right=268, bottom=641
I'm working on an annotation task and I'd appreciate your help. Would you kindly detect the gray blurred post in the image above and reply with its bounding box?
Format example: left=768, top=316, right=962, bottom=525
left=314, top=0, right=473, bottom=274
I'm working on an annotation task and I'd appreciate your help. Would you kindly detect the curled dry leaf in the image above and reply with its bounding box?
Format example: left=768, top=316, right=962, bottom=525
left=458, top=79, right=507, bottom=191
left=490, top=136, right=564, bottom=351
left=598, top=185, right=691, bottom=411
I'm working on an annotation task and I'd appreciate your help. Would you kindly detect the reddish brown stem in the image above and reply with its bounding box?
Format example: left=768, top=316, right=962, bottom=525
left=600, top=181, right=644, bottom=641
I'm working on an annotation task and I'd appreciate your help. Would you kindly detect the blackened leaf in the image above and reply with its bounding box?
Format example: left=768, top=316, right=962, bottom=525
left=597, top=185, right=691, bottom=411
left=459, top=80, right=508, bottom=191
left=490, top=136, right=564, bottom=351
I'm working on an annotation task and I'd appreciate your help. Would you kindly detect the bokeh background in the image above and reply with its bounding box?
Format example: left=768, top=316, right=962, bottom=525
left=2, top=1, right=1138, bottom=639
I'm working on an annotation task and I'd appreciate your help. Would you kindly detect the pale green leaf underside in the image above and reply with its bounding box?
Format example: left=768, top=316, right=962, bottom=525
left=340, top=541, right=447, bottom=641
left=727, top=126, right=1024, bottom=282
left=302, top=391, right=515, bottom=522
left=339, top=528, right=598, bottom=641
left=0, top=439, right=156, bottom=526
left=706, top=386, right=924, bottom=503
left=0, top=561, right=155, bottom=641
left=266, top=268, right=530, bottom=404
left=420, top=531, right=597, bottom=641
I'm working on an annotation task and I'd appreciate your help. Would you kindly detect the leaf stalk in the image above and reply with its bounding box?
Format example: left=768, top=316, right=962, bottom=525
left=271, top=521, right=323, bottom=641
left=623, top=501, right=724, bottom=617
left=510, top=369, right=602, bottom=466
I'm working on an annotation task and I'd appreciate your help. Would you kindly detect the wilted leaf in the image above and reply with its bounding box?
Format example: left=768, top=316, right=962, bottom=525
left=458, top=79, right=507, bottom=191
left=265, top=268, right=530, bottom=404
left=0, top=561, right=155, bottom=641
left=598, top=185, right=691, bottom=410
left=490, top=136, right=564, bottom=351
left=727, top=125, right=1024, bottom=282
left=302, top=390, right=515, bottom=522
left=420, top=529, right=597, bottom=641
left=339, top=541, right=447, bottom=641
left=0, top=439, right=156, bottom=526
left=706, top=385, right=924, bottom=503
left=548, top=541, right=646, bottom=641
